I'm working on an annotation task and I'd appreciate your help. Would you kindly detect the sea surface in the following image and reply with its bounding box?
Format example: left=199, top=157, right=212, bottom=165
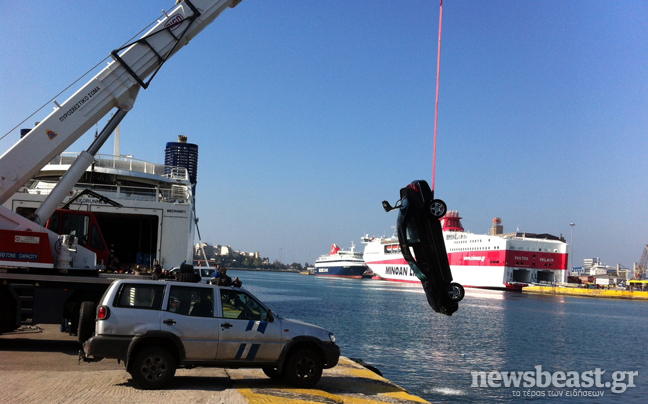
left=230, top=270, right=647, bottom=403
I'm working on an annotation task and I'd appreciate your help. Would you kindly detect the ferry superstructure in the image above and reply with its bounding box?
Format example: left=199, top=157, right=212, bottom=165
left=362, top=211, right=568, bottom=290
left=3, top=137, right=198, bottom=270
left=314, top=242, right=368, bottom=278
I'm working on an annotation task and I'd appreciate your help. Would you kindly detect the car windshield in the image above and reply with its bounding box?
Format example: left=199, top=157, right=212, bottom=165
left=200, top=268, right=215, bottom=277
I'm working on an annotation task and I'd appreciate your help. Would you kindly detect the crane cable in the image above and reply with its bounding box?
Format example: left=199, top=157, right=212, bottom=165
left=432, top=0, right=444, bottom=191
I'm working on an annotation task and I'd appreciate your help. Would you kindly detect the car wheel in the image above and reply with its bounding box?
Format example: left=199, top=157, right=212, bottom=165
left=428, top=199, right=447, bottom=218
left=447, top=282, right=465, bottom=302
left=129, top=347, right=176, bottom=390
left=77, top=301, right=95, bottom=344
left=283, top=348, right=323, bottom=388
left=262, top=366, right=284, bottom=381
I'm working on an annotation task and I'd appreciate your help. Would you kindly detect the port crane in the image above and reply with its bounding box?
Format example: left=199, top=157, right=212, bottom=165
left=634, top=245, right=648, bottom=279
left=0, top=0, right=242, bottom=334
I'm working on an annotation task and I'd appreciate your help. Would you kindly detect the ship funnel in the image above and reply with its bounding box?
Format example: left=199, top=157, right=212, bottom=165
left=442, top=210, right=464, bottom=232
left=165, top=136, right=198, bottom=194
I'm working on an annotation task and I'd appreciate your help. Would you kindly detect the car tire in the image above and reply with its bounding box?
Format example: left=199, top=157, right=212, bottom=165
left=283, top=348, right=323, bottom=388
left=447, top=282, right=465, bottom=302
left=427, top=199, right=447, bottom=218
left=262, top=366, right=284, bottom=381
left=129, top=347, right=177, bottom=390
left=77, top=301, right=95, bottom=344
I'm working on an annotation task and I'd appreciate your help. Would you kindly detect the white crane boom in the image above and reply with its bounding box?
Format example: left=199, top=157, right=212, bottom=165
left=0, top=0, right=239, bottom=205
left=0, top=0, right=241, bottom=269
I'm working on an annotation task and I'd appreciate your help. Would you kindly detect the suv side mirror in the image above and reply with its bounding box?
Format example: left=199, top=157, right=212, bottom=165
left=267, top=310, right=275, bottom=322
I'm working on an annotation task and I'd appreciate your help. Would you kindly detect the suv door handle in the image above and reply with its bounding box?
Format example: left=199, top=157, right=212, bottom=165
left=221, top=322, right=233, bottom=329
left=163, top=319, right=176, bottom=325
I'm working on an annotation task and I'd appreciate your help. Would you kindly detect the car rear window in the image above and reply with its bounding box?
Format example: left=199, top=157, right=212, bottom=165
left=114, top=283, right=165, bottom=310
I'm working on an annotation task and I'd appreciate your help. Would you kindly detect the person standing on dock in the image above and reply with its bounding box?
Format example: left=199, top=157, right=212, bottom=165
left=152, top=260, right=162, bottom=279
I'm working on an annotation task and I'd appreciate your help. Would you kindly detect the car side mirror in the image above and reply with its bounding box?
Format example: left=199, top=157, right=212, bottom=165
left=267, top=310, right=275, bottom=322
left=383, top=199, right=403, bottom=212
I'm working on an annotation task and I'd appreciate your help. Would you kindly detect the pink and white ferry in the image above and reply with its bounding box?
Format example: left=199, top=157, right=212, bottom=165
left=361, top=211, right=568, bottom=290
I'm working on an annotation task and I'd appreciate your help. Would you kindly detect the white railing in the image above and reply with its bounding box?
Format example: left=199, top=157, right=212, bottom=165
left=23, top=180, right=190, bottom=203
left=47, top=153, right=189, bottom=181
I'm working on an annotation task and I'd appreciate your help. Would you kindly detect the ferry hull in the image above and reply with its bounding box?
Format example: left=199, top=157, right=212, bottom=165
left=362, top=231, right=568, bottom=290
left=366, top=258, right=543, bottom=290
left=314, top=265, right=368, bottom=278
left=315, top=242, right=368, bottom=279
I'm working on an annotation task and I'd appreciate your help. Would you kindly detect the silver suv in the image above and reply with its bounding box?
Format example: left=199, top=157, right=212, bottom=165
left=81, top=279, right=340, bottom=389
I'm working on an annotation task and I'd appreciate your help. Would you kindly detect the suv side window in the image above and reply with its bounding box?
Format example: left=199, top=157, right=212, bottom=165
left=220, top=289, right=267, bottom=321
left=114, top=283, right=165, bottom=309
left=167, top=286, right=214, bottom=317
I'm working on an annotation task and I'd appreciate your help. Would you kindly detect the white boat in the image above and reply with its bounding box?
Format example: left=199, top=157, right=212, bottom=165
left=362, top=211, right=568, bottom=290
left=314, top=242, right=368, bottom=278
left=3, top=136, right=198, bottom=271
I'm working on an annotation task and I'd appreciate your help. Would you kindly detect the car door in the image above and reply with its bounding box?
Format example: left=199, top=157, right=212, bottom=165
left=216, top=288, right=283, bottom=362
left=161, top=284, right=220, bottom=360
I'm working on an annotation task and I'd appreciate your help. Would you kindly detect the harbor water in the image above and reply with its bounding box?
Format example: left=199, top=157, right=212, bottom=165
left=230, top=270, right=647, bottom=403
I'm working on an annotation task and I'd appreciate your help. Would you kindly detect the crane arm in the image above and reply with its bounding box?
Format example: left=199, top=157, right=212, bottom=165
left=0, top=0, right=241, bottom=205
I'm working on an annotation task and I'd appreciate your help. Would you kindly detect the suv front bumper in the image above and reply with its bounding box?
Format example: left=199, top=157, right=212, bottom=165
left=321, top=341, right=341, bottom=369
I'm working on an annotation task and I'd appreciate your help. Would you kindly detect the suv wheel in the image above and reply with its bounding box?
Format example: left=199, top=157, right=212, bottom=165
left=283, top=348, right=323, bottom=388
left=77, top=301, right=95, bottom=344
left=262, top=366, right=284, bottom=381
left=130, top=347, right=177, bottom=390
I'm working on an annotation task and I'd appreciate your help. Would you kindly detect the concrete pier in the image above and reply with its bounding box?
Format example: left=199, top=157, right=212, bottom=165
left=0, top=325, right=429, bottom=404
left=523, top=285, right=648, bottom=300
left=229, top=357, right=428, bottom=403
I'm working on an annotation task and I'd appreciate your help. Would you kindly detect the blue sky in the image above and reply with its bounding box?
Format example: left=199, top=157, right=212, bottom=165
left=1, top=1, right=647, bottom=268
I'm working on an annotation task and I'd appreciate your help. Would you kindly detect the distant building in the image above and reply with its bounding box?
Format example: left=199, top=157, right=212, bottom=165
left=193, top=243, right=260, bottom=260
left=490, top=217, right=503, bottom=235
